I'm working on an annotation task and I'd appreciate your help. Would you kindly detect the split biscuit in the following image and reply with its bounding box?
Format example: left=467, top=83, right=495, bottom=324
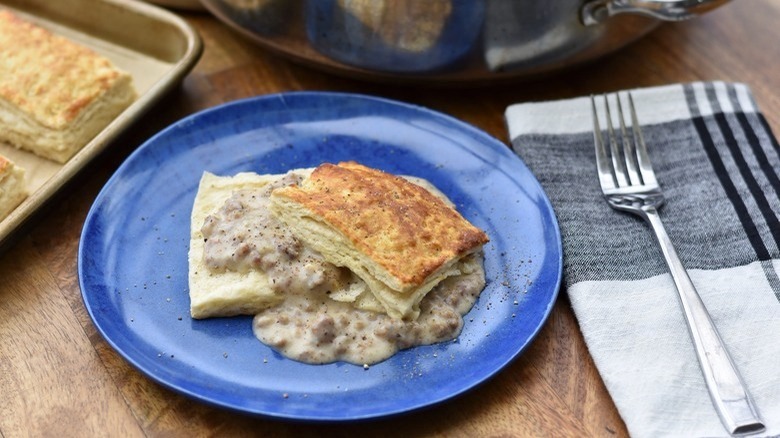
left=270, top=161, right=489, bottom=319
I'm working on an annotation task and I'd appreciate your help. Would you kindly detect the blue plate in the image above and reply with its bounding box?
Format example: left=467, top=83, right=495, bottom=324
left=78, top=92, right=562, bottom=421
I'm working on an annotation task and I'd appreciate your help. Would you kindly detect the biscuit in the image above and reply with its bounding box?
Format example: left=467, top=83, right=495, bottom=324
left=188, top=172, right=286, bottom=319
left=270, top=161, right=489, bottom=319
left=0, top=154, right=26, bottom=221
left=0, top=10, right=136, bottom=163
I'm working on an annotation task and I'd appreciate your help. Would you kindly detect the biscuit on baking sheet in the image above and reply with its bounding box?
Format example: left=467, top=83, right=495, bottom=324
left=0, top=154, right=26, bottom=221
left=270, top=161, right=489, bottom=320
left=0, top=10, right=136, bottom=163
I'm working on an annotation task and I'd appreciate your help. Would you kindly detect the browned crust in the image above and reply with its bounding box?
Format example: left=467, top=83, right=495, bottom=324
left=0, top=10, right=126, bottom=130
left=0, top=155, right=8, bottom=175
left=274, top=161, right=489, bottom=287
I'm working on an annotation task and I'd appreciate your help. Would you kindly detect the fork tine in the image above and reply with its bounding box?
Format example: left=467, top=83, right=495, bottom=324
left=604, top=95, right=629, bottom=187
left=591, top=95, right=617, bottom=191
left=628, top=93, right=659, bottom=188
left=615, top=94, right=643, bottom=186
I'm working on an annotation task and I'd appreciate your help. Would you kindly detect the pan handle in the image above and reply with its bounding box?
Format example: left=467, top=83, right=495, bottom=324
left=581, top=0, right=730, bottom=26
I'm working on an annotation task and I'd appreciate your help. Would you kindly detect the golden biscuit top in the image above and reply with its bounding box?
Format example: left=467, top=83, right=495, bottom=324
left=272, top=161, right=489, bottom=288
left=0, top=10, right=128, bottom=129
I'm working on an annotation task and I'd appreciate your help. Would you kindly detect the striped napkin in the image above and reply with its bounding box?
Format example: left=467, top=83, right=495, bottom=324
left=505, top=82, right=780, bottom=437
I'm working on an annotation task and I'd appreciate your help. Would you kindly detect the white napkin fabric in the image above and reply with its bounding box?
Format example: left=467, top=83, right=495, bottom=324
left=505, top=82, right=780, bottom=437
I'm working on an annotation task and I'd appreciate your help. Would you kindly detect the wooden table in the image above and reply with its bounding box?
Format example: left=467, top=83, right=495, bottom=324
left=1, top=2, right=777, bottom=436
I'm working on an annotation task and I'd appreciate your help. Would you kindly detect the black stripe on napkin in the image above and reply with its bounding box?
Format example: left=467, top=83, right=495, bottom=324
left=705, top=85, right=780, bottom=250
left=684, top=83, right=780, bottom=302
left=758, top=114, right=780, bottom=155
left=684, top=86, right=770, bottom=260
left=728, top=87, right=780, bottom=204
left=689, top=116, right=769, bottom=258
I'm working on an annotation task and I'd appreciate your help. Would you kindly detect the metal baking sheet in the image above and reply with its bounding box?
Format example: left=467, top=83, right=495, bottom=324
left=0, top=0, right=202, bottom=252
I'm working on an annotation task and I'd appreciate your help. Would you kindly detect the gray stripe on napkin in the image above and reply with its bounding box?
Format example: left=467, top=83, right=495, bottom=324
left=511, top=86, right=780, bottom=287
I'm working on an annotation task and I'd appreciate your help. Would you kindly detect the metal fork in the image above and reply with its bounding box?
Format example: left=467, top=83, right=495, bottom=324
left=591, top=93, right=765, bottom=436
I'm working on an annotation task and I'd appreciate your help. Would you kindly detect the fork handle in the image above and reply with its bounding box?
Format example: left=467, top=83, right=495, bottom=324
left=643, top=207, right=765, bottom=436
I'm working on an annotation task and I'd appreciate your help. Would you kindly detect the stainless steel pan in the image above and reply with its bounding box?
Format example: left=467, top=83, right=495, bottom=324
left=200, top=0, right=730, bottom=83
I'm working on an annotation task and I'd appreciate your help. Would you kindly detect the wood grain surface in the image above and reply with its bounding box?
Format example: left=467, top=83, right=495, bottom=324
left=1, top=1, right=778, bottom=436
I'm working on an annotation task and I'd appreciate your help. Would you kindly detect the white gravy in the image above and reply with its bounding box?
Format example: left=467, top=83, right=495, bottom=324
left=202, top=173, right=485, bottom=365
